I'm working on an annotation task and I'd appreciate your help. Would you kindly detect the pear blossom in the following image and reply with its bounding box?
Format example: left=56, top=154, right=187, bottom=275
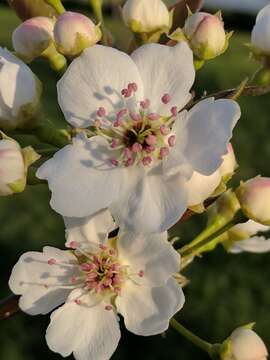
left=0, top=48, right=42, bottom=130
left=251, top=4, right=270, bottom=55
left=9, top=210, right=184, bottom=360
left=12, top=16, right=54, bottom=62
left=37, top=43, right=240, bottom=233
left=223, top=327, right=268, bottom=360
left=228, top=220, right=270, bottom=254
left=184, top=12, right=227, bottom=60
left=54, top=12, right=101, bottom=57
left=187, top=143, right=237, bottom=208
left=122, top=0, right=170, bottom=34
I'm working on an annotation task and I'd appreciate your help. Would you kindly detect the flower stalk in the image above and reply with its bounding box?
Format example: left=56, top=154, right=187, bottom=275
left=179, top=210, right=247, bottom=258
left=170, top=318, right=214, bottom=355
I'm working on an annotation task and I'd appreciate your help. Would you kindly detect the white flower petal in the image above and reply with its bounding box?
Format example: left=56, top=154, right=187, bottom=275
left=131, top=42, right=195, bottom=116
left=37, top=135, right=126, bottom=218
left=8, top=247, right=78, bottom=315
left=46, top=291, right=121, bottom=360
left=110, top=165, right=188, bottom=233
left=116, top=278, right=184, bottom=336
left=0, top=48, right=37, bottom=116
left=57, top=45, right=144, bottom=128
left=173, top=98, right=240, bottom=176
left=233, top=220, right=269, bottom=237
left=64, top=209, right=115, bottom=248
left=118, top=231, right=180, bottom=286
left=251, top=4, right=270, bottom=53
left=186, top=170, right=221, bottom=207
left=230, top=236, right=270, bottom=254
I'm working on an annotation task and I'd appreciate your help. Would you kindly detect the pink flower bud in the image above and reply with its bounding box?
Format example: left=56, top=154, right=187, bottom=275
left=236, top=177, right=270, bottom=225
left=54, top=11, right=101, bottom=56
left=122, top=0, right=170, bottom=34
left=12, top=17, right=54, bottom=62
left=223, top=328, right=268, bottom=360
left=184, top=12, right=226, bottom=60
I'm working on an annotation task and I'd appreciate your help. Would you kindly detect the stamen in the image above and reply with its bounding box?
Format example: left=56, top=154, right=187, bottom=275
left=105, top=305, right=113, bottom=311
left=160, top=147, right=169, bottom=158
left=68, top=241, right=79, bottom=249
left=74, top=299, right=81, bottom=305
left=142, top=156, right=152, bottom=166
left=160, top=125, right=169, bottom=136
left=168, top=135, right=176, bottom=147
left=140, top=99, right=150, bottom=109
left=47, top=258, right=57, bottom=265
left=145, top=145, right=155, bottom=153
left=161, top=93, right=171, bottom=104
left=145, top=134, right=157, bottom=146
left=111, top=139, right=119, bottom=149
left=171, top=106, right=178, bottom=117
left=148, top=113, right=159, bottom=121
left=130, top=112, right=141, bottom=122
left=138, top=270, right=145, bottom=277
left=132, top=143, right=143, bottom=153
left=128, top=82, right=138, bottom=93
left=97, top=107, right=106, bottom=117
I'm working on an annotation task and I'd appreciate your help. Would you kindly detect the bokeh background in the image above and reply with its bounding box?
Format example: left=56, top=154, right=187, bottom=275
left=1, top=0, right=270, bottom=359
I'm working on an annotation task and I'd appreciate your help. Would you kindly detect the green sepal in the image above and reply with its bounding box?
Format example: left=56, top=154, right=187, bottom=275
left=168, top=28, right=187, bottom=42
left=22, top=146, right=41, bottom=170
left=7, top=177, right=26, bottom=194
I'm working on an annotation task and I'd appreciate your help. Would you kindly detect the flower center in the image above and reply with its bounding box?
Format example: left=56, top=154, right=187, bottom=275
left=78, top=244, right=126, bottom=296
left=94, top=83, right=178, bottom=168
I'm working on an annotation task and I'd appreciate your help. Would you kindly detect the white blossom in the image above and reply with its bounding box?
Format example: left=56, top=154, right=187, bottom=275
left=9, top=210, right=184, bottom=360
left=37, top=43, right=240, bottom=233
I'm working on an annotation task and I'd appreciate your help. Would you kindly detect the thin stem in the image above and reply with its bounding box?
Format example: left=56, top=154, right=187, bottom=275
left=180, top=211, right=247, bottom=258
left=170, top=318, right=212, bottom=354
left=89, top=0, right=112, bottom=46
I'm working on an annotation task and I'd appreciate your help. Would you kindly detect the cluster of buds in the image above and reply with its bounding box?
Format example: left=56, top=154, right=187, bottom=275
left=0, top=133, right=40, bottom=196
left=12, top=11, right=101, bottom=63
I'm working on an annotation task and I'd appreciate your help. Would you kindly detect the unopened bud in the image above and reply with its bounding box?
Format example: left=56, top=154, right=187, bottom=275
left=184, top=12, right=228, bottom=60
left=0, top=134, right=40, bottom=196
left=12, top=17, right=54, bottom=62
left=236, top=177, right=270, bottom=226
left=222, top=327, right=268, bottom=360
left=122, top=0, right=170, bottom=34
left=54, top=11, right=101, bottom=56
left=0, top=48, right=42, bottom=130
left=7, top=0, right=57, bottom=21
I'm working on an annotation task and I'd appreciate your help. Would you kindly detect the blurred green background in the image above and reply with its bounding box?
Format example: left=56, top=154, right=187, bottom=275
left=1, top=1, right=270, bottom=359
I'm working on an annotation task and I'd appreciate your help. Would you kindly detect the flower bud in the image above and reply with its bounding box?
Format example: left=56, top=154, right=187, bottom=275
left=12, top=17, right=54, bottom=62
left=0, top=134, right=40, bottom=196
left=222, top=327, right=268, bottom=360
left=184, top=12, right=227, bottom=60
left=54, top=12, right=101, bottom=57
left=236, top=177, right=270, bottom=226
left=0, top=48, right=42, bottom=130
left=122, top=0, right=170, bottom=34
left=251, top=4, right=270, bottom=56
